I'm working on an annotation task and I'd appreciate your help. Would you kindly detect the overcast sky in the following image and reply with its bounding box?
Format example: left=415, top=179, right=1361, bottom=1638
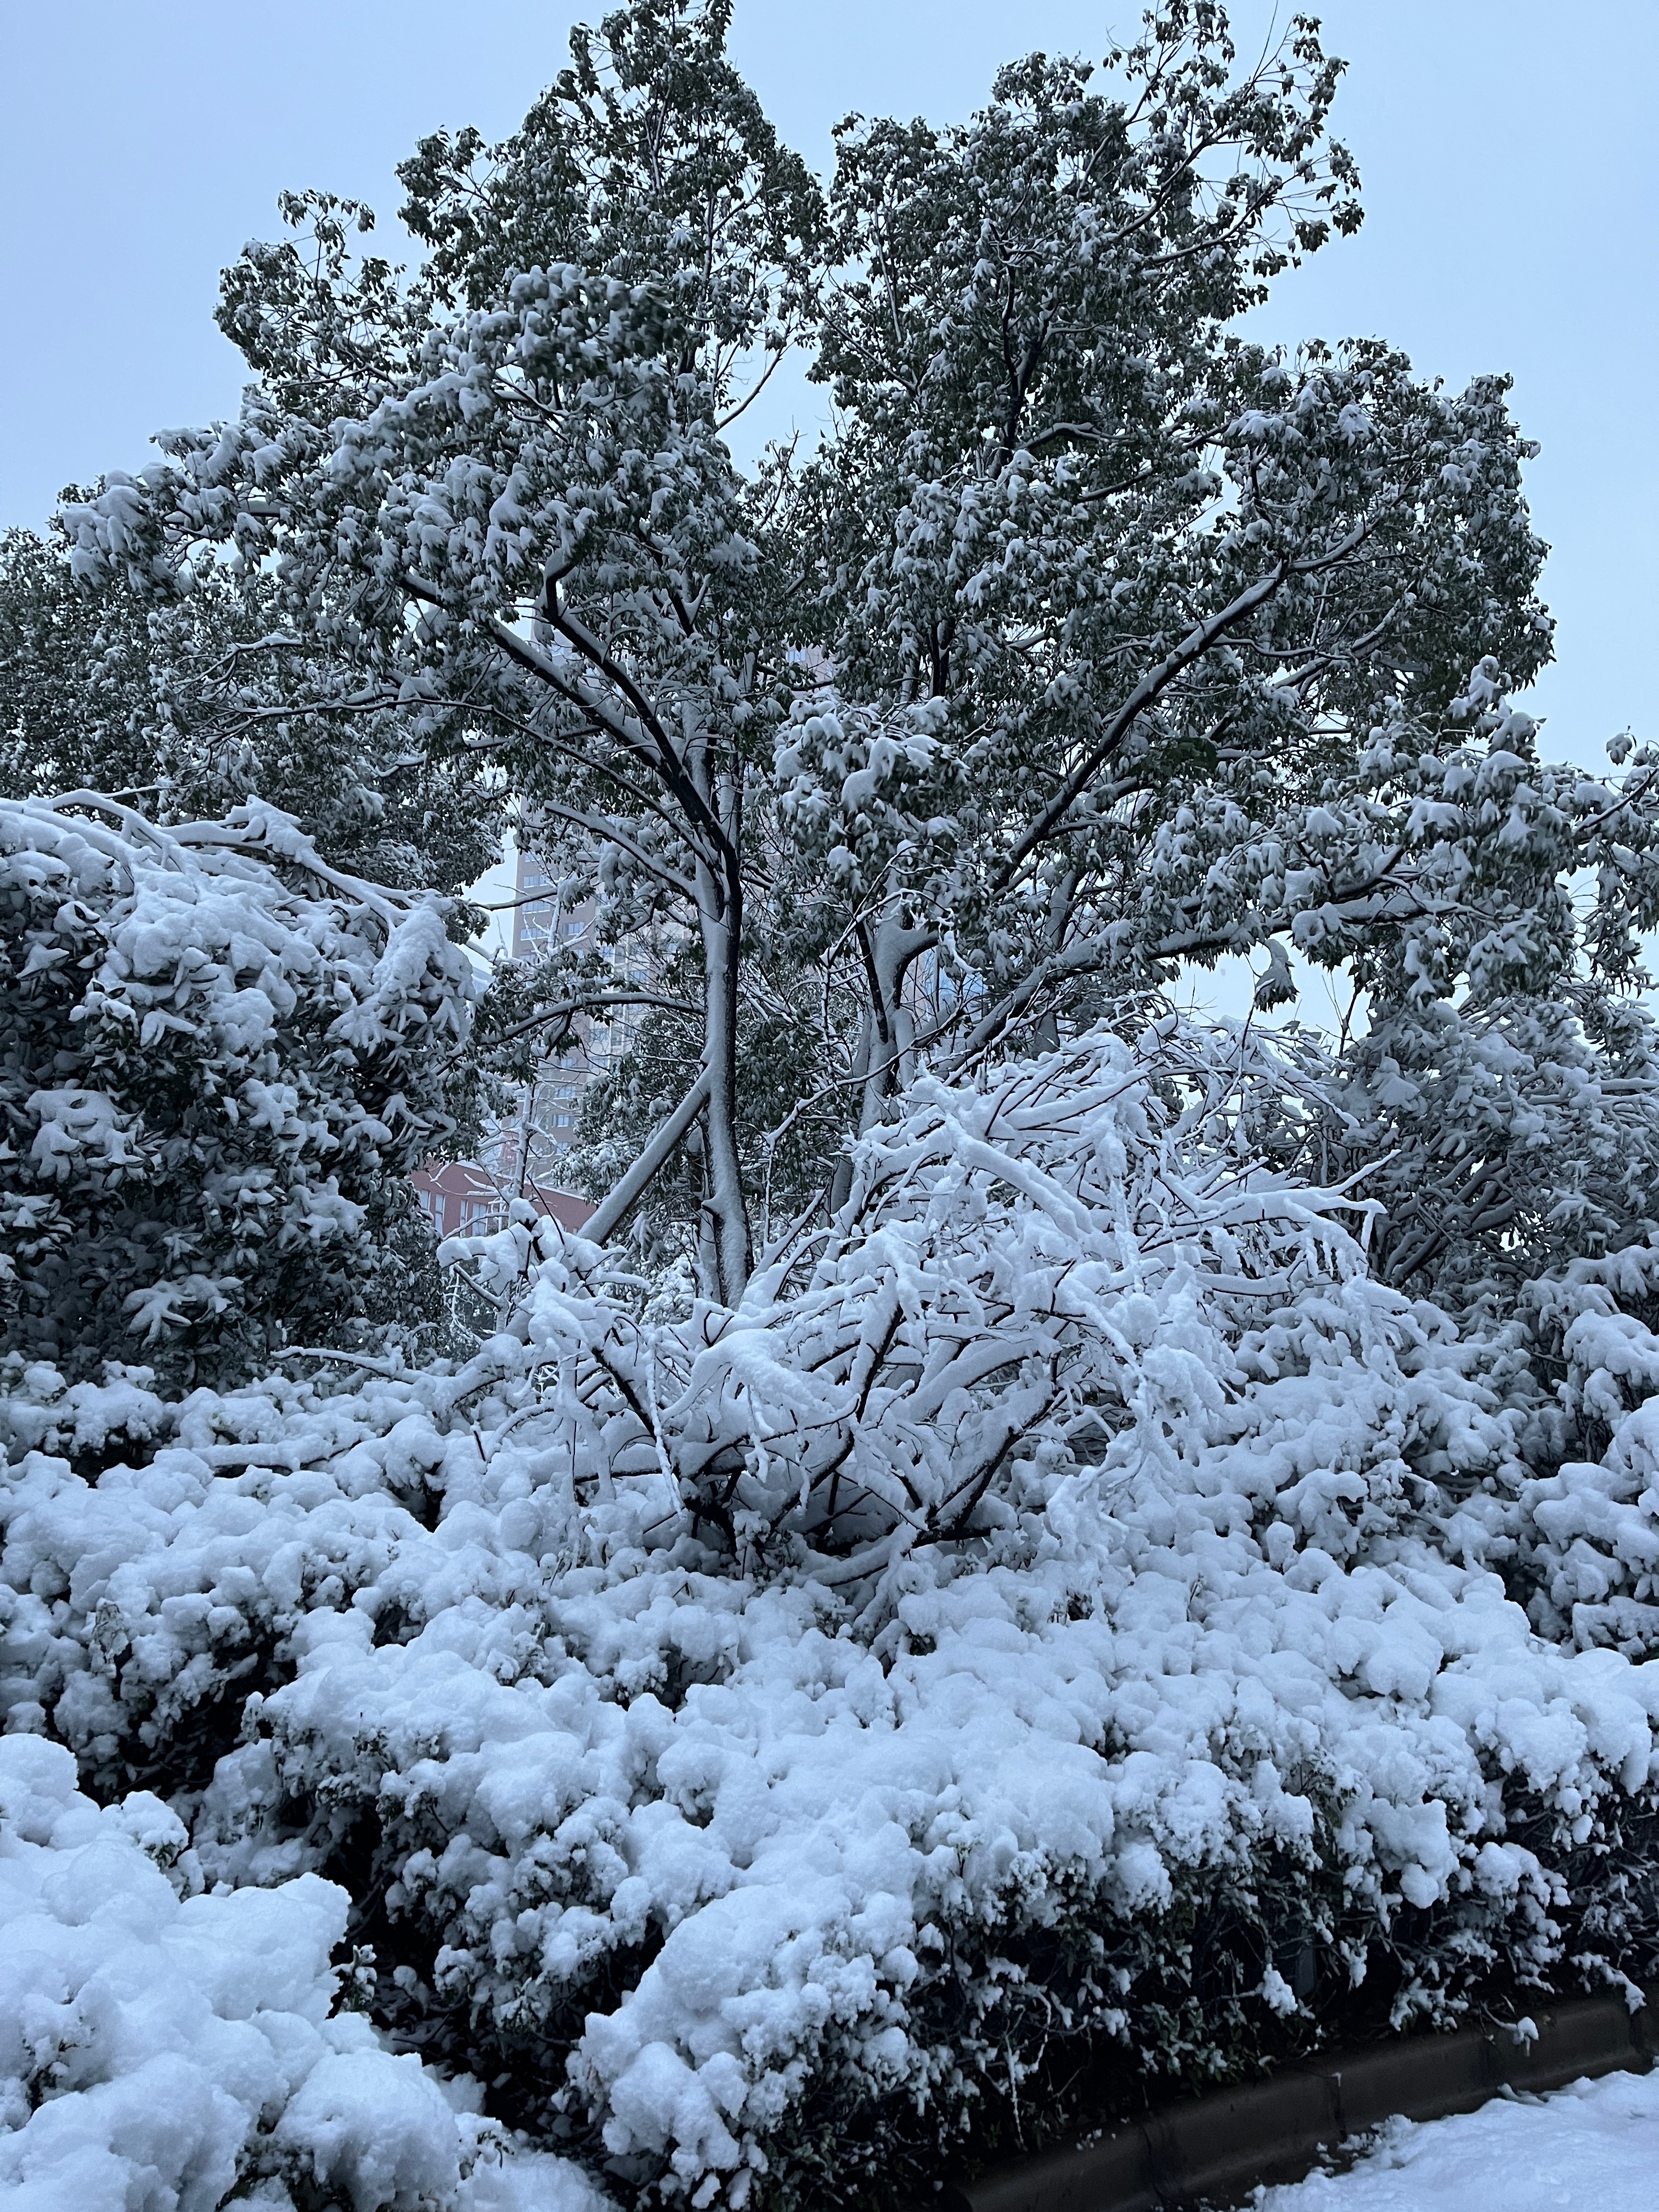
left=3, top=1, right=1654, bottom=768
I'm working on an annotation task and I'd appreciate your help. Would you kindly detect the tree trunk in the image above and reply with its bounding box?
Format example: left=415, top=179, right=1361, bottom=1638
left=697, top=867, right=752, bottom=1302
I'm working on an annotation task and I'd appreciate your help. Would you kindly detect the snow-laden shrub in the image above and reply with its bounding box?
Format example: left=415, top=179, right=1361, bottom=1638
left=440, top=1023, right=1395, bottom=1592
left=8, top=1021, right=1659, bottom=2210
left=1330, top=991, right=1659, bottom=1316
left=1465, top=1238, right=1659, bottom=1662
left=0, top=794, right=476, bottom=1391
left=0, top=1733, right=603, bottom=2211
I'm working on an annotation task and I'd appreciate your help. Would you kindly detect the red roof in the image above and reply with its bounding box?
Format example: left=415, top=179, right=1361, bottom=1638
left=412, top=1159, right=596, bottom=1236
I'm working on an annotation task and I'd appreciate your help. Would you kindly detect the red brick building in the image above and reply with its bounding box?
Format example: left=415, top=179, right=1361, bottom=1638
left=411, top=1156, right=595, bottom=1239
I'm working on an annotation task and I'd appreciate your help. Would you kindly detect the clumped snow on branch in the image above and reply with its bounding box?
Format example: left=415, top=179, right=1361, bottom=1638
left=0, top=795, right=475, bottom=1389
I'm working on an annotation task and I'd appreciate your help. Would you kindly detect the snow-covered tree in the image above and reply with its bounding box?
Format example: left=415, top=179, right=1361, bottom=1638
left=56, top=2, right=824, bottom=1303
left=14, top=13, right=1659, bottom=2210
left=0, top=794, right=476, bottom=1388
left=61, top=0, right=1655, bottom=1318
left=0, top=521, right=499, bottom=895
left=50, top=1, right=1434, bottom=1293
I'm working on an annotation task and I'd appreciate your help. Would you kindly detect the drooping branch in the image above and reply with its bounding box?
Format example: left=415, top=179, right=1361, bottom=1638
left=456, top=989, right=699, bottom=1068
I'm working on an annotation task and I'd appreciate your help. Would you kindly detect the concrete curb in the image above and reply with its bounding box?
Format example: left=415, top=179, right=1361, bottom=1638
left=940, top=1996, right=1652, bottom=2212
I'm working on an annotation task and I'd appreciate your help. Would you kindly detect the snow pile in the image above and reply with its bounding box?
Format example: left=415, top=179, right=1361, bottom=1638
left=0, top=1733, right=602, bottom=2210
left=1260, top=2064, right=1659, bottom=2210
left=7, top=1024, right=1659, bottom=2207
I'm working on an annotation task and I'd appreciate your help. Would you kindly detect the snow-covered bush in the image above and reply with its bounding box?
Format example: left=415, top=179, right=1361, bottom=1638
left=0, top=1731, right=603, bottom=2211
left=1465, top=1240, right=1659, bottom=1662
left=8, top=1019, right=1659, bottom=2211
left=0, top=794, right=476, bottom=1391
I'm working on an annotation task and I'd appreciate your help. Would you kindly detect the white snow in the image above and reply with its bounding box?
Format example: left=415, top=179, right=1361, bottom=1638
left=4, top=1000, right=1659, bottom=2212
left=0, top=1734, right=605, bottom=2212
left=10, top=17, right=1656, bottom=2200
left=8, top=1027, right=1659, bottom=2206
left=1260, top=2066, right=1659, bottom=2211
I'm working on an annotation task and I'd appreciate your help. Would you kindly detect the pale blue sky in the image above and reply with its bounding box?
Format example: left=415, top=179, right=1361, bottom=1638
left=2, top=1, right=1653, bottom=766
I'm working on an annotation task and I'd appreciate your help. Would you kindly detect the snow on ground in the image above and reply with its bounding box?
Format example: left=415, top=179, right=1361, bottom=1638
left=1258, top=2066, right=1659, bottom=2211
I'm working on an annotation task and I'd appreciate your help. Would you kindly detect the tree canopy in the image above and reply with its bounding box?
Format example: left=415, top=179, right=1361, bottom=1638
left=20, top=0, right=1650, bottom=1336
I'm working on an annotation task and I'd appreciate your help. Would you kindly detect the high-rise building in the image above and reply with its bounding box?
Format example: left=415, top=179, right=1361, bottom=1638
left=509, top=846, right=662, bottom=1155
left=410, top=845, right=607, bottom=1240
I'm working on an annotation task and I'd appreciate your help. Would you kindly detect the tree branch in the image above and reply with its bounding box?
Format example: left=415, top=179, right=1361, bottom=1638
left=996, top=522, right=1376, bottom=888
left=580, top=1065, right=715, bottom=1248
